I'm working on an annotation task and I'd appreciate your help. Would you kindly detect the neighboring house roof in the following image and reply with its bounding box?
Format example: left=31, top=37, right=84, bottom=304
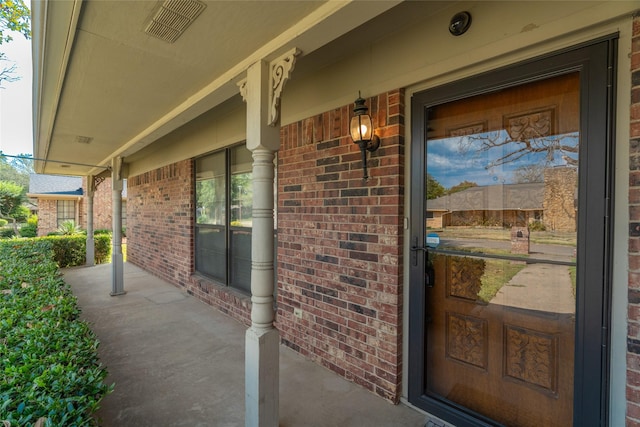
left=427, top=182, right=544, bottom=212
left=27, top=174, right=128, bottom=198
left=28, top=174, right=83, bottom=196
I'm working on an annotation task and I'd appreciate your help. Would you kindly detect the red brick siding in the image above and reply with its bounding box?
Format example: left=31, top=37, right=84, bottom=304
left=37, top=199, right=58, bottom=236
left=37, top=177, right=117, bottom=236
left=37, top=198, right=82, bottom=236
left=630, top=13, right=640, bottom=425
left=126, top=160, right=252, bottom=326
left=126, top=161, right=194, bottom=289
left=188, top=275, right=252, bottom=326
left=276, top=90, right=405, bottom=403
left=79, top=177, right=115, bottom=231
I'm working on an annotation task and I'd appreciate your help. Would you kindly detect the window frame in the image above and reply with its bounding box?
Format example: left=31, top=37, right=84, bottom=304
left=194, top=144, right=253, bottom=293
left=56, top=199, right=76, bottom=227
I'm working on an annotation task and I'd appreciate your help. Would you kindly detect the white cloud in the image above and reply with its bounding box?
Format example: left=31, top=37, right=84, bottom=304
left=0, top=27, right=33, bottom=156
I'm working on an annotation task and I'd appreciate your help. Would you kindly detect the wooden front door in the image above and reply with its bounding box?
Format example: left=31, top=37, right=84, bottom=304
left=409, top=40, right=614, bottom=426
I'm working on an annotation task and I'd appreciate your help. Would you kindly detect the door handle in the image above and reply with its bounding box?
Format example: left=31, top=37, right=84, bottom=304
left=410, top=241, right=435, bottom=287
left=410, top=245, right=427, bottom=267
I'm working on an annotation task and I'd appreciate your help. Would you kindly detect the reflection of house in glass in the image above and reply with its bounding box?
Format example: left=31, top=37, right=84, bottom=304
left=427, top=167, right=577, bottom=231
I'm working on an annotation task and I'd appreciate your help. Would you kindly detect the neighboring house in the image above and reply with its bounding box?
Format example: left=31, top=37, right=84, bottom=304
left=427, top=167, right=576, bottom=231
left=30, top=2, right=639, bottom=426
left=28, top=174, right=127, bottom=236
left=428, top=182, right=545, bottom=229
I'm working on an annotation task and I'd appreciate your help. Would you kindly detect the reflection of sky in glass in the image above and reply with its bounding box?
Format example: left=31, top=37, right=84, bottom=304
left=427, top=130, right=578, bottom=188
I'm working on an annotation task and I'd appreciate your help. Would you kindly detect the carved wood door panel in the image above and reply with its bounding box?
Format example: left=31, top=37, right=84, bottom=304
left=426, top=254, right=574, bottom=426
left=419, top=72, right=579, bottom=426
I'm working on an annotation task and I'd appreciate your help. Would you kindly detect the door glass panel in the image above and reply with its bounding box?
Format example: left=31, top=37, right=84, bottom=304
left=424, top=72, right=578, bottom=426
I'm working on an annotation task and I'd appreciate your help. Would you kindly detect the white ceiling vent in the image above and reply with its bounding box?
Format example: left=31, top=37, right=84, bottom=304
left=75, top=135, right=93, bottom=144
left=145, top=0, right=206, bottom=43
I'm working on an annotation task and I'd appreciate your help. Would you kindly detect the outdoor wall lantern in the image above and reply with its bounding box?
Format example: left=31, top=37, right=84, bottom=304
left=350, top=92, right=380, bottom=180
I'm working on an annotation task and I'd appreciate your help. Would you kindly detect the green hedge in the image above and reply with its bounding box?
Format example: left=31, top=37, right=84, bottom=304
left=0, top=239, right=112, bottom=426
left=38, top=235, right=111, bottom=268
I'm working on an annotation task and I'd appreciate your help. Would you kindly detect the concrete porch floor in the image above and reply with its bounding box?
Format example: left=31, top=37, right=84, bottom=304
left=64, top=263, right=426, bottom=427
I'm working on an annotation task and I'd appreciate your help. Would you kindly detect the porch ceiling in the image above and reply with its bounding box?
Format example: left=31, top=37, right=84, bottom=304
left=32, top=0, right=403, bottom=176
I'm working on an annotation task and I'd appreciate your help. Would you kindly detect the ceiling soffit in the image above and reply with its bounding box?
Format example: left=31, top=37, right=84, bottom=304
left=37, top=0, right=402, bottom=176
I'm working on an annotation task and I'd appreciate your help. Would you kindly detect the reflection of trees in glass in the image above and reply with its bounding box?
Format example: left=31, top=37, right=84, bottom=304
left=448, top=180, right=477, bottom=195
left=458, top=130, right=578, bottom=171
left=427, top=173, right=445, bottom=200
left=196, top=177, right=225, bottom=225
left=231, top=173, right=252, bottom=225
left=512, top=164, right=545, bottom=183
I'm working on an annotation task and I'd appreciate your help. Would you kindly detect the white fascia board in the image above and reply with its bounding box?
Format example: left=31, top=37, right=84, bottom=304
left=31, top=0, right=83, bottom=173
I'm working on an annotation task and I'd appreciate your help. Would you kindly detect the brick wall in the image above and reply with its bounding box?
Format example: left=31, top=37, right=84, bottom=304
left=126, top=161, right=194, bottom=289
left=37, top=177, right=116, bottom=236
left=276, top=90, right=406, bottom=402
left=79, top=177, right=114, bottom=231
left=126, top=159, right=255, bottom=326
left=37, top=198, right=83, bottom=236
left=629, top=13, right=640, bottom=426
left=124, top=91, right=406, bottom=402
left=37, top=199, right=57, bottom=236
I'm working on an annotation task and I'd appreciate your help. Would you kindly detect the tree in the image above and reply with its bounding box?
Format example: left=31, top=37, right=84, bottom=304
left=459, top=130, right=578, bottom=171
left=512, top=164, right=545, bottom=183
left=0, top=0, right=31, bottom=88
left=426, top=173, right=446, bottom=200
left=448, top=180, right=477, bottom=195
left=0, top=180, right=26, bottom=233
left=0, top=153, right=32, bottom=192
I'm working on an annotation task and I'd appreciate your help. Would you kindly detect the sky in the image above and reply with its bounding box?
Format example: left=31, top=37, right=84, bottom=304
left=426, top=130, right=579, bottom=189
left=0, top=23, right=33, bottom=156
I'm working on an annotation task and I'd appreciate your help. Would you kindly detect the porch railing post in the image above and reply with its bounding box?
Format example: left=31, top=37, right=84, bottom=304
left=111, top=157, right=125, bottom=296
left=86, top=175, right=95, bottom=266
left=243, top=59, right=281, bottom=427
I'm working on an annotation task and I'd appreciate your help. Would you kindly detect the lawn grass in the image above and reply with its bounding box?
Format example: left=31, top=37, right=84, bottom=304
left=439, top=246, right=527, bottom=303
left=477, top=259, right=526, bottom=303
left=437, top=227, right=577, bottom=246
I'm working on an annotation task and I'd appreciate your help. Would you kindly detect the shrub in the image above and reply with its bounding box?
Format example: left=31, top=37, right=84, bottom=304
left=40, top=235, right=112, bottom=267
left=0, top=219, right=7, bottom=227
left=0, top=239, right=112, bottom=426
left=27, top=214, right=38, bottom=227
left=57, top=220, right=82, bottom=236
left=528, top=220, right=546, bottom=231
left=19, top=224, right=37, bottom=238
left=43, top=236, right=86, bottom=267
left=94, top=229, right=111, bottom=236
left=94, top=235, right=112, bottom=265
left=0, top=228, right=15, bottom=239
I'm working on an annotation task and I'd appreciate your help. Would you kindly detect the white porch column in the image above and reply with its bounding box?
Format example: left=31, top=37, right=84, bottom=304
left=243, top=60, right=281, bottom=427
left=86, top=175, right=95, bottom=266
left=111, top=157, right=125, bottom=296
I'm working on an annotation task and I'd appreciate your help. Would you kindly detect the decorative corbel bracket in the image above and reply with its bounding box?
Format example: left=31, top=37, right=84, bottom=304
left=269, top=48, right=300, bottom=126
left=93, top=176, right=107, bottom=189
left=238, top=79, right=248, bottom=103
left=93, top=176, right=107, bottom=190
left=237, top=47, right=301, bottom=127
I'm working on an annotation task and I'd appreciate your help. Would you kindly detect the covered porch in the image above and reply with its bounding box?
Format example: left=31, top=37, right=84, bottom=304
left=64, top=263, right=426, bottom=427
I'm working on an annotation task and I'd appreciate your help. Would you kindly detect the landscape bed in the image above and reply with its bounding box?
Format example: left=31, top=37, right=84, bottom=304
left=0, top=239, right=112, bottom=426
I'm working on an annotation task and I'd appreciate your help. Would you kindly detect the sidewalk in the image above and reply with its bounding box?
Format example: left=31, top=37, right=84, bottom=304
left=64, top=263, right=426, bottom=427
